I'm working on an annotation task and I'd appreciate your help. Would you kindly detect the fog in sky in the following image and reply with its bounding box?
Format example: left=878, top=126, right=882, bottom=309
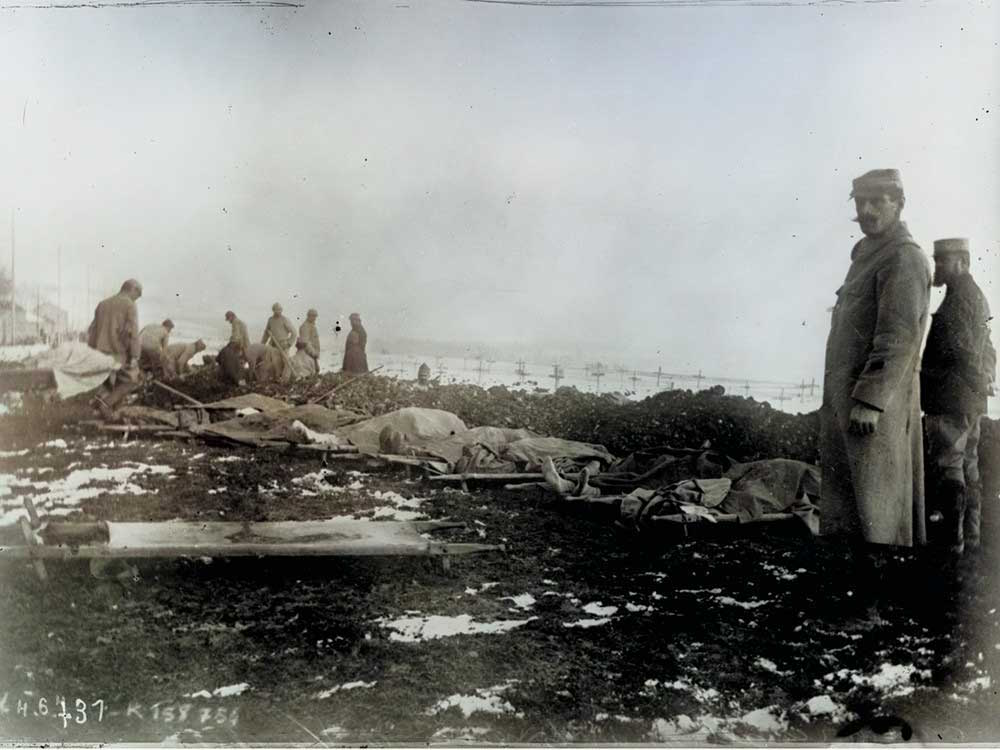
left=1, top=0, right=997, bottom=380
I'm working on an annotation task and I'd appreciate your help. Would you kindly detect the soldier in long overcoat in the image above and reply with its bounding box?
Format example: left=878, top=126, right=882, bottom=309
left=342, top=313, right=369, bottom=375
left=820, top=169, right=931, bottom=548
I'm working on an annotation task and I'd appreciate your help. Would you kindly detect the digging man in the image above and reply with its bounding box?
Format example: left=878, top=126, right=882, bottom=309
left=921, top=238, right=996, bottom=555
left=262, top=303, right=296, bottom=353
left=299, top=308, right=321, bottom=372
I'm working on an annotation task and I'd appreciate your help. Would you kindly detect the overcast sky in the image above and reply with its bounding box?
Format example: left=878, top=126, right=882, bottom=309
left=0, top=0, right=996, bottom=380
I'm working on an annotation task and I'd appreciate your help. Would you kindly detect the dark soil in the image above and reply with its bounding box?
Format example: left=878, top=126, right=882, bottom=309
left=0, top=376, right=998, bottom=744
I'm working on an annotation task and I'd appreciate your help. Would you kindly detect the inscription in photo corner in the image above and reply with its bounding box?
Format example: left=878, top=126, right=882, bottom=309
left=0, top=692, right=239, bottom=729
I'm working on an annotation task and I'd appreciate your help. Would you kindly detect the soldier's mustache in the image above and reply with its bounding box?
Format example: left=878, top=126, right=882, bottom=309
left=852, top=215, right=877, bottom=223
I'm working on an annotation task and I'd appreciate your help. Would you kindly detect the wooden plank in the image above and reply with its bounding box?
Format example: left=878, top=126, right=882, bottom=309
left=0, top=519, right=501, bottom=560
left=648, top=512, right=795, bottom=524
left=152, top=380, right=205, bottom=407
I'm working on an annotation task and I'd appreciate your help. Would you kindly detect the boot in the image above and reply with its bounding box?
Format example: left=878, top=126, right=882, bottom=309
left=938, top=479, right=967, bottom=556
left=963, top=482, right=982, bottom=552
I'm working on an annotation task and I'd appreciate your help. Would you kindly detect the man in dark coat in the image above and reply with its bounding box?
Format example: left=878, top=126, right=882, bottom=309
left=86, top=278, right=144, bottom=418
left=342, top=313, right=369, bottom=374
left=921, top=237, right=996, bottom=554
left=820, top=169, right=931, bottom=549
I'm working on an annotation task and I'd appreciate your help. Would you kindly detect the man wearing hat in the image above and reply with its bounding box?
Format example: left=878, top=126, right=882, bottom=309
left=342, top=313, right=369, bottom=374
left=298, top=308, right=321, bottom=372
left=820, top=169, right=932, bottom=552
left=261, top=303, right=296, bottom=353
left=86, top=278, right=144, bottom=418
left=218, top=311, right=250, bottom=384
left=921, top=238, right=996, bottom=554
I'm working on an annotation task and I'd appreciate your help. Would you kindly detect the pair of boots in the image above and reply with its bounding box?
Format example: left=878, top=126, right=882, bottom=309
left=930, top=479, right=982, bottom=555
left=90, top=367, right=142, bottom=420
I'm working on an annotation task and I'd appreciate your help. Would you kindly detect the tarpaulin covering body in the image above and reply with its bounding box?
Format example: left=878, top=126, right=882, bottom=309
left=21, top=342, right=116, bottom=399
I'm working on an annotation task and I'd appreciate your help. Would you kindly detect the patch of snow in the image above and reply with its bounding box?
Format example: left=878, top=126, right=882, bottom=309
left=41, top=439, right=68, bottom=449
left=739, top=706, right=788, bottom=733
left=501, top=594, right=536, bottom=610
left=320, top=726, right=349, bottom=739
left=313, top=680, right=377, bottom=699
left=826, top=663, right=930, bottom=698
left=189, top=453, right=206, bottom=460
left=426, top=680, right=521, bottom=719
left=184, top=683, right=249, bottom=699
left=582, top=602, right=618, bottom=617
left=800, top=695, right=851, bottom=723
left=0, top=449, right=29, bottom=458
left=1, top=463, right=173, bottom=525
left=563, top=618, right=611, bottom=629
left=376, top=614, right=536, bottom=642
left=371, top=507, right=426, bottom=521
left=755, top=657, right=791, bottom=676
left=214, top=456, right=243, bottom=463
left=716, top=596, right=771, bottom=610
left=626, top=602, right=653, bottom=613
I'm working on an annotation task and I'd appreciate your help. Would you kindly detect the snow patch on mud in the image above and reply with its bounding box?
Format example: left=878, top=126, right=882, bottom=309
left=184, top=682, right=250, bottom=699
left=824, top=663, right=931, bottom=698
left=650, top=705, right=788, bottom=741
left=313, top=680, right=377, bottom=699
left=426, top=680, right=522, bottom=718
left=376, top=614, right=536, bottom=642
left=0, top=463, right=174, bottom=525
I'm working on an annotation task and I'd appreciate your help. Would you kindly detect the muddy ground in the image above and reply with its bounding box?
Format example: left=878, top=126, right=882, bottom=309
left=0, top=375, right=998, bottom=744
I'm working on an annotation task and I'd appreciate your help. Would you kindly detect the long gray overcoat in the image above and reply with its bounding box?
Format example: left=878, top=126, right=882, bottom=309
left=819, top=220, right=931, bottom=546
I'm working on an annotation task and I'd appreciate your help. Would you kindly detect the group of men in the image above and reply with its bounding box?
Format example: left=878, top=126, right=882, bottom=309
left=820, top=169, right=995, bottom=570
left=218, top=304, right=369, bottom=385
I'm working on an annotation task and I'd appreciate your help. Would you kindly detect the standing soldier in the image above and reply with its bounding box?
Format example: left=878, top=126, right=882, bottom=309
left=262, top=303, right=296, bottom=353
left=86, top=279, right=144, bottom=419
left=299, top=308, right=321, bottom=372
left=921, top=238, right=996, bottom=555
left=219, top=310, right=250, bottom=384
left=342, top=312, right=369, bottom=375
left=820, top=169, right=931, bottom=558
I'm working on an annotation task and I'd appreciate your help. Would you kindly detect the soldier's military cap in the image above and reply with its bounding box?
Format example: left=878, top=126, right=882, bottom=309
left=849, top=169, right=904, bottom=199
left=933, top=238, right=970, bottom=258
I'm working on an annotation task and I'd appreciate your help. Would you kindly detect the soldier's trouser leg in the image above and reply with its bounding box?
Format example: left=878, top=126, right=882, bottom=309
left=963, top=418, right=982, bottom=549
left=925, top=414, right=975, bottom=551
left=102, top=367, right=141, bottom=412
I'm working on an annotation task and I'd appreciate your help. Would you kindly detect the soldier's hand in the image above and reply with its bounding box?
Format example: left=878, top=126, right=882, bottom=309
left=849, top=403, right=881, bottom=435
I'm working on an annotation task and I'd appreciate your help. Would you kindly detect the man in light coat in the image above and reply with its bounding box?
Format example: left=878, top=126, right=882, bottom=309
left=820, top=169, right=931, bottom=552
left=921, top=238, right=996, bottom=554
left=164, top=339, right=207, bottom=378
left=139, top=319, right=174, bottom=375
left=298, top=308, right=321, bottom=372
left=262, top=303, right=296, bottom=352
left=290, top=337, right=319, bottom=379
left=86, top=278, right=144, bottom=418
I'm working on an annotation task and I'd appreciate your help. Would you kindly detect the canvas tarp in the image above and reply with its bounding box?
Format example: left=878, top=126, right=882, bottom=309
left=21, top=342, right=116, bottom=399
left=574, top=451, right=821, bottom=533
left=191, top=404, right=366, bottom=446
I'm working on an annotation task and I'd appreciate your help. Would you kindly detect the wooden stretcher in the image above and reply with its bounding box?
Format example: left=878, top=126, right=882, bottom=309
left=5, top=500, right=500, bottom=582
